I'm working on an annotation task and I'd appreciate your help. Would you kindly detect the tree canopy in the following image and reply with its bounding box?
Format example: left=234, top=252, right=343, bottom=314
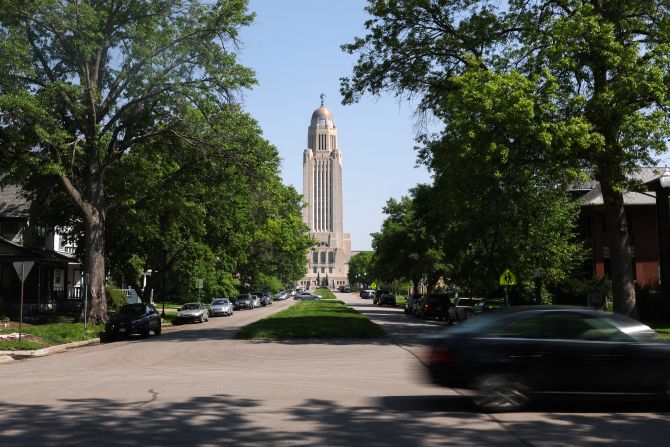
left=342, top=0, right=670, bottom=315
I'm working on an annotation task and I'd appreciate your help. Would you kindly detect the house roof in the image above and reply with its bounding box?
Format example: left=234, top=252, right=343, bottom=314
left=0, top=236, right=71, bottom=263
left=0, top=185, right=29, bottom=219
left=572, top=167, right=663, bottom=207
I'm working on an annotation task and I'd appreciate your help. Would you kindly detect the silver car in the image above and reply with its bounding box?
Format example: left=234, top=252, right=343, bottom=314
left=210, top=298, right=233, bottom=316
left=173, top=302, right=209, bottom=324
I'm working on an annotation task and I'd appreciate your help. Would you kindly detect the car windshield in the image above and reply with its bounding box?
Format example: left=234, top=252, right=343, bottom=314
left=181, top=304, right=200, bottom=310
left=117, top=304, right=145, bottom=317
left=212, top=299, right=228, bottom=305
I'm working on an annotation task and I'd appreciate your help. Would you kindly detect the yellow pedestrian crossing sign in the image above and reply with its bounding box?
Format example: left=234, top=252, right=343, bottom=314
left=499, top=269, right=517, bottom=286
left=370, top=282, right=377, bottom=290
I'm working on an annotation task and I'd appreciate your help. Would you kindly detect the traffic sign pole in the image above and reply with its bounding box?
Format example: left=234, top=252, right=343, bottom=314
left=19, top=263, right=24, bottom=343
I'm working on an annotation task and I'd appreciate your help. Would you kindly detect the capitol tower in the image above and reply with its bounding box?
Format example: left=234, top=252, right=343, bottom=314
left=299, top=98, right=352, bottom=290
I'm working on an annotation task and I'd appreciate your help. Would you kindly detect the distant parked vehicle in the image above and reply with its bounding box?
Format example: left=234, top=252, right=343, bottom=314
left=373, top=290, right=389, bottom=305
left=360, top=290, right=375, bottom=299
left=234, top=294, right=254, bottom=310
left=173, top=302, right=209, bottom=324
left=378, top=293, right=396, bottom=307
left=405, top=294, right=423, bottom=315
left=416, top=294, right=452, bottom=321
left=251, top=295, right=261, bottom=308
left=210, top=298, right=233, bottom=316
left=295, top=292, right=320, bottom=300
left=275, top=292, right=287, bottom=300
left=105, top=303, right=162, bottom=339
left=473, top=299, right=509, bottom=314
left=449, top=297, right=483, bottom=321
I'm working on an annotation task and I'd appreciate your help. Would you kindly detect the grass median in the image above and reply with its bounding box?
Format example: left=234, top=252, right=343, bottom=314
left=235, top=299, right=385, bottom=340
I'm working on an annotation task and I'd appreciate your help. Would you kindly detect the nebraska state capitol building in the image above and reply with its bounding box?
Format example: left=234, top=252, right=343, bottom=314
left=298, top=101, right=352, bottom=289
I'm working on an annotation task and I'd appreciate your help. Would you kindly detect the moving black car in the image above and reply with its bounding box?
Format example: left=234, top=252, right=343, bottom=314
left=105, top=303, right=161, bottom=339
left=423, top=306, right=670, bottom=411
left=415, top=294, right=452, bottom=321
left=372, top=290, right=389, bottom=305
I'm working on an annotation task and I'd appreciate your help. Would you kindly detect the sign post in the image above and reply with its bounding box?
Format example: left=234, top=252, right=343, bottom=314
left=13, top=261, right=34, bottom=343
left=499, top=268, right=517, bottom=305
left=196, top=278, right=204, bottom=303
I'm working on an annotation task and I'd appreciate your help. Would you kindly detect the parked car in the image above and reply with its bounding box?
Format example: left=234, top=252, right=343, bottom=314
left=405, top=294, right=423, bottom=315
left=252, top=292, right=272, bottom=306
left=294, top=292, right=320, bottom=300
left=105, top=303, right=161, bottom=339
left=449, top=297, right=484, bottom=321
left=343, top=285, right=351, bottom=293
left=473, top=298, right=509, bottom=313
left=275, top=292, right=287, bottom=300
left=210, top=298, right=233, bottom=316
left=233, top=294, right=252, bottom=310
left=251, top=294, right=261, bottom=308
left=173, top=302, right=209, bottom=324
left=422, top=306, right=670, bottom=411
left=372, top=290, right=389, bottom=305
left=416, top=294, right=453, bottom=321
left=360, top=289, right=375, bottom=299
left=378, top=293, right=396, bottom=307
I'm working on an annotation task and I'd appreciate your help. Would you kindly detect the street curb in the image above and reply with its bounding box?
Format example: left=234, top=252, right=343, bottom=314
left=0, top=338, right=100, bottom=360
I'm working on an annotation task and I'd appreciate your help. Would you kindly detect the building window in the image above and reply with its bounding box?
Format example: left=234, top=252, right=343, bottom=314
left=328, top=252, right=335, bottom=263
left=320, top=252, right=326, bottom=263
left=313, top=267, right=317, bottom=273
left=321, top=267, right=325, bottom=273
left=312, top=252, right=318, bottom=263
left=329, top=267, right=333, bottom=274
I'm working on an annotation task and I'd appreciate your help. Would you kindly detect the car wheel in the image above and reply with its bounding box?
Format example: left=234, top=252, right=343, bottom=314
left=154, top=324, right=162, bottom=336
left=198, top=315, right=203, bottom=323
left=472, top=375, right=530, bottom=412
left=141, top=323, right=150, bottom=338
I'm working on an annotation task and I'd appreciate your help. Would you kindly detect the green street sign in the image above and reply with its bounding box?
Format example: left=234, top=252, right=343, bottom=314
left=499, top=269, right=517, bottom=286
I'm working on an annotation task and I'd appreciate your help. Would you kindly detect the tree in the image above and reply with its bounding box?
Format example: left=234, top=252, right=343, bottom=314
left=347, top=251, right=375, bottom=289
left=342, top=0, right=670, bottom=316
left=372, top=191, right=446, bottom=294
left=0, top=0, right=256, bottom=322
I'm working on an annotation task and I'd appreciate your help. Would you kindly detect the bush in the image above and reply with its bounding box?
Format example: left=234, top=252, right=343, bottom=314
left=106, top=287, right=127, bottom=311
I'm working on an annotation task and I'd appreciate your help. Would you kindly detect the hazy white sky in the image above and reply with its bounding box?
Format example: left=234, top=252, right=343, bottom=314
left=238, top=0, right=433, bottom=251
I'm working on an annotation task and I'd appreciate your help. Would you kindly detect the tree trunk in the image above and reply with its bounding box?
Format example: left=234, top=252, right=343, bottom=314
left=82, top=207, right=108, bottom=324
left=600, top=181, right=637, bottom=317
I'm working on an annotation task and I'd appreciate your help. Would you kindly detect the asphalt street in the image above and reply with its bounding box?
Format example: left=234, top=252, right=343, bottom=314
left=0, top=292, right=668, bottom=446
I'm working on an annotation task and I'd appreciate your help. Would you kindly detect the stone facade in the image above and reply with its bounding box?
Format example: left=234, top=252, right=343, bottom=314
left=298, top=104, right=351, bottom=290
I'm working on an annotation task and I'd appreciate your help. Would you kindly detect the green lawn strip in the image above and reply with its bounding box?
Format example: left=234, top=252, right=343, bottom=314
left=395, top=295, right=407, bottom=309
left=235, top=299, right=385, bottom=339
left=314, top=288, right=336, bottom=299
left=0, top=323, right=103, bottom=351
left=648, top=323, right=670, bottom=341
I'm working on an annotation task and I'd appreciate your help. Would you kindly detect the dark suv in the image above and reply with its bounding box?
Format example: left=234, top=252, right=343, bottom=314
left=416, top=294, right=453, bottom=321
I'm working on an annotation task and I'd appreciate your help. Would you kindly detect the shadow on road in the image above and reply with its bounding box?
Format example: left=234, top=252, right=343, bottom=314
left=0, top=392, right=667, bottom=447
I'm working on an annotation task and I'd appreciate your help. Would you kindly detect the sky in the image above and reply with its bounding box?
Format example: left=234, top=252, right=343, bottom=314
left=237, top=1, right=433, bottom=251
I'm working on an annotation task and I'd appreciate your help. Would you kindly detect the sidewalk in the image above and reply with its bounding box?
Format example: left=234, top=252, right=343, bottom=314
left=0, top=338, right=101, bottom=363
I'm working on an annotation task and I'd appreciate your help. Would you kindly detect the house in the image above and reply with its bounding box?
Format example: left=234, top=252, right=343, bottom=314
left=571, top=167, right=661, bottom=290
left=0, top=185, right=82, bottom=317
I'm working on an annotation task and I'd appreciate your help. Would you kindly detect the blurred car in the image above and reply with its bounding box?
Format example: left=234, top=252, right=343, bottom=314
left=294, top=292, right=320, bottom=300
left=343, top=285, right=351, bottom=293
left=105, top=303, right=161, bottom=339
left=416, top=294, right=453, bottom=321
left=378, top=293, right=396, bottom=307
left=210, top=298, right=233, bottom=316
left=251, top=295, right=261, bottom=308
left=233, top=294, right=254, bottom=310
left=173, top=302, right=209, bottom=324
left=422, top=306, right=670, bottom=411
left=405, top=294, right=423, bottom=315
left=275, top=292, right=287, bottom=301
left=253, top=292, right=272, bottom=306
